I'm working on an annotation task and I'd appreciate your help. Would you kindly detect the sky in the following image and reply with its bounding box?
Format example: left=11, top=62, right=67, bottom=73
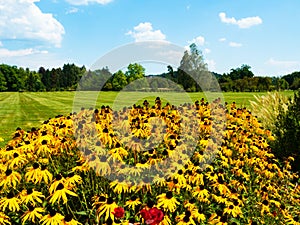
left=0, top=0, right=300, bottom=76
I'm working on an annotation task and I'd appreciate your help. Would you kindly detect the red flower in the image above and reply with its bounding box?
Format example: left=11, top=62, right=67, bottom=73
left=113, top=207, right=125, bottom=219
left=140, top=207, right=164, bottom=225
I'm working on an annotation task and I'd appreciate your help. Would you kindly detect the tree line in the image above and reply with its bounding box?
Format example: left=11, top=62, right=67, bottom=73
left=1, top=44, right=300, bottom=92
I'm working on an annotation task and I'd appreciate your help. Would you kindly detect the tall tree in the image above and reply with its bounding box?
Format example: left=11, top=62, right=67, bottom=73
left=125, top=63, right=145, bottom=83
left=112, top=70, right=128, bottom=91
left=177, top=43, right=210, bottom=91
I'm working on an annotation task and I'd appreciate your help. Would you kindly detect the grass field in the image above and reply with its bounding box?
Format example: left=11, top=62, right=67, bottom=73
left=0, top=91, right=294, bottom=146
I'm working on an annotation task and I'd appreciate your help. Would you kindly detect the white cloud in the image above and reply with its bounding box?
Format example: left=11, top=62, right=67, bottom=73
left=66, top=7, right=79, bottom=14
left=126, top=22, right=167, bottom=42
left=204, top=48, right=211, bottom=54
left=205, top=59, right=216, bottom=71
left=188, top=36, right=205, bottom=46
left=0, top=41, right=2, bottom=47
left=265, top=58, right=300, bottom=76
left=219, top=37, right=226, bottom=42
left=0, top=48, right=48, bottom=57
left=1, top=52, right=67, bottom=70
left=267, top=58, right=299, bottom=68
left=65, top=0, right=113, bottom=5
left=219, top=12, right=262, bottom=28
left=0, top=0, right=65, bottom=47
left=229, top=42, right=242, bottom=47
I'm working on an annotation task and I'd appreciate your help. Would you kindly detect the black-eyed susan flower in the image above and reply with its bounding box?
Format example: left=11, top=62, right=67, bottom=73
left=223, top=203, right=243, bottom=218
left=125, top=196, right=141, bottom=211
left=93, top=196, right=118, bottom=221
left=8, top=152, right=27, bottom=168
left=0, top=169, right=21, bottom=189
left=49, top=174, right=65, bottom=194
left=21, top=205, right=44, bottom=224
left=40, top=210, right=64, bottom=225
left=49, top=183, right=78, bottom=205
left=157, top=191, right=179, bottom=212
left=65, top=172, right=82, bottom=188
left=109, top=177, right=131, bottom=194
left=0, top=192, right=21, bottom=212
left=20, top=188, right=44, bottom=206
left=61, top=214, right=82, bottom=225
left=40, top=164, right=53, bottom=184
left=176, top=210, right=197, bottom=225
left=24, top=162, right=42, bottom=184
left=0, top=212, right=10, bottom=225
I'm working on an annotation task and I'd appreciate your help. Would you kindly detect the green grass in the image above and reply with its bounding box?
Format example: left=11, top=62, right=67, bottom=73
left=0, top=91, right=294, bottom=146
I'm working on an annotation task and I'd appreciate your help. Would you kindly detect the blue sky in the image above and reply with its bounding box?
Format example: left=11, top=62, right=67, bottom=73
left=0, top=0, right=299, bottom=76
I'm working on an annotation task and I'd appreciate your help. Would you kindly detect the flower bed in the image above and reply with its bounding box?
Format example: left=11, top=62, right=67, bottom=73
left=0, top=98, right=299, bottom=225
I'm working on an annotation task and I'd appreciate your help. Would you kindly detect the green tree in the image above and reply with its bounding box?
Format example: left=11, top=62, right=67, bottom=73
left=228, top=64, right=254, bottom=81
left=276, top=78, right=289, bottom=90
left=112, top=70, right=128, bottom=91
left=125, top=63, right=145, bottom=83
left=290, top=77, right=300, bottom=90
left=177, top=43, right=209, bottom=91
left=0, top=71, right=7, bottom=91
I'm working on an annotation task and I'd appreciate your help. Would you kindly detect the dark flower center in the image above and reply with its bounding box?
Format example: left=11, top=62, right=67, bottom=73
left=183, top=215, right=190, bottom=222
left=99, top=196, right=106, bottom=202
left=107, top=197, right=114, bottom=204
left=33, top=162, right=39, bottom=169
left=28, top=205, right=35, bottom=211
left=5, top=169, right=12, bottom=176
left=56, top=174, right=62, bottom=180
left=7, top=192, right=14, bottom=199
left=262, top=200, right=269, bottom=206
left=41, top=165, right=47, bottom=170
left=56, top=183, right=64, bottom=190
left=147, top=200, right=154, bottom=208
left=64, top=214, right=73, bottom=222
left=49, top=210, right=56, bottom=217
left=27, top=188, right=33, bottom=195
left=166, top=191, right=173, bottom=199
left=100, top=156, right=107, bottom=162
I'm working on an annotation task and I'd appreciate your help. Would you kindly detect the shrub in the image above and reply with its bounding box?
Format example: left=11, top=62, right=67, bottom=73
left=271, top=89, right=300, bottom=172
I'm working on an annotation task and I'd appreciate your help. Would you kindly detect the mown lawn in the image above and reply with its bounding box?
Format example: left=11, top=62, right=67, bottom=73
left=0, top=91, right=294, bottom=146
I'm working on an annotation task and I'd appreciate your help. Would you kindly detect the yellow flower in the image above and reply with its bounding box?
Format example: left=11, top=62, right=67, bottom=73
left=65, top=173, right=82, bottom=188
left=94, top=197, right=118, bottom=221
left=0, top=169, right=21, bottom=189
left=49, top=174, right=66, bottom=194
left=8, top=152, right=27, bottom=169
left=125, top=197, right=141, bottom=211
left=49, top=183, right=78, bottom=205
left=24, top=162, right=42, bottom=184
left=20, top=188, right=44, bottom=206
left=192, top=186, right=210, bottom=202
left=40, top=210, right=64, bottom=225
left=157, top=191, right=180, bottom=212
left=223, top=203, right=243, bottom=218
left=40, top=164, right=53, bottom=184
left=110, top=178, right=131, bottom=194
left=60, top=214, right=82, bottom=225
left=0, top=192, right=21, bottom=212
left=21, top=205, right=44, bottom=225
left=0, top=212, right=11, bottom=225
